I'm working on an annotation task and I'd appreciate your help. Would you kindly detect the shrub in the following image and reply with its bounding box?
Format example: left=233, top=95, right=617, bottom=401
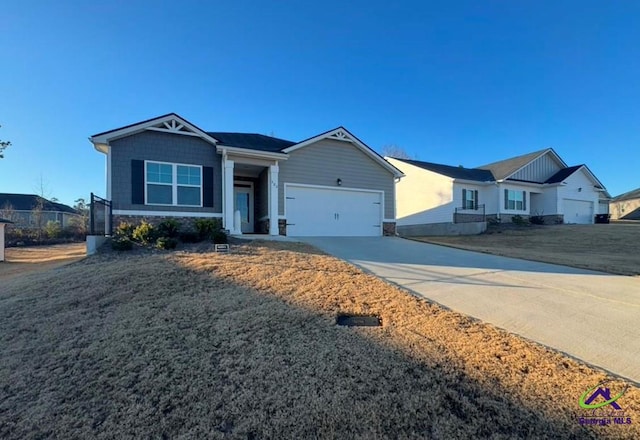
left=211, top=230, right=228, bottom=244
left=132, top=221, right=157, bottom=244
left=530, top=215, right=545, bottom=225
left=487, top=217, right=501, bottom=227
left=115, top=221, right=135, bottom=239
left=194, top=218, right=222, bottom=239
left=157, top=219, right=181, bottom=238
left=179, top=230, right=202, bottom=243
left=111, top=237, right=133, bottom=251
left=156, top=236, right=178, bottom=250
left=511, top=215, right=529, bottom=226
left=44, top=221, right=62, bottom=239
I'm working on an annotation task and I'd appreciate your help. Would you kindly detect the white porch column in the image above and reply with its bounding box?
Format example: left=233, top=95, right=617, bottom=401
left=223, top=159, right=239, bottom=234
left=268, top=163, right=279, bottom=235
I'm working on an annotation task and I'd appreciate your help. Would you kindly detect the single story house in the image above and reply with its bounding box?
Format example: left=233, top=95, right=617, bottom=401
left=610, top=188, right=640, bottom=220
left=387, top=148, right=610, bottom=235
left=0, top=193, right=79, bottom=229
left=89, top=113, right=404, bottom=237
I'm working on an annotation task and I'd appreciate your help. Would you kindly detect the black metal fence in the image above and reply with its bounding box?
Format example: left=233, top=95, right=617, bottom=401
left=453, top=203, right=486, bottom=223
left=90, top=193, right=113, bottom=236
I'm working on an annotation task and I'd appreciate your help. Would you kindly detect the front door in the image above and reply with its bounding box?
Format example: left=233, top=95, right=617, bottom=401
left=234, top=185, right=254, bottom=233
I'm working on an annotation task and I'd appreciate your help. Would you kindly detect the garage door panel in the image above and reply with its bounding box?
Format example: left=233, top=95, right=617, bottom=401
left=286, top=185, right=382, bottom=237
left=564, top=199, right=593, bottom=224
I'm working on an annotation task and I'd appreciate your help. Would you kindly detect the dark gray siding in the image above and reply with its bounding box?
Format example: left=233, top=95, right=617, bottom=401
left=278, top=139, right=396, bottom=219
left=110, top=131, right=222, bottom=212
left=257, top=169, right=269, bottom=220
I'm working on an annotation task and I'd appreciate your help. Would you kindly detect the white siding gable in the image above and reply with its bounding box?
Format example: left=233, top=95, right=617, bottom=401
left=511, top=151, right=564, bottom=182
left=558, top=168, right=599, bottom=218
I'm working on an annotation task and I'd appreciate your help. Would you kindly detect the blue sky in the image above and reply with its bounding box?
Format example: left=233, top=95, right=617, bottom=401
left=1, top=1, right=638, bottom=206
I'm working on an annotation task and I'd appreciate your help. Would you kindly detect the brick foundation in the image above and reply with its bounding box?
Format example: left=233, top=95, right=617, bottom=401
left=278, top=219, right=287, bottom=236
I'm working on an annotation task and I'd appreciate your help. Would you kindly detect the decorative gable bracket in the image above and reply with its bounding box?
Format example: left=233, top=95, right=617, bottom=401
left=146, top=118, right=202, bottom=137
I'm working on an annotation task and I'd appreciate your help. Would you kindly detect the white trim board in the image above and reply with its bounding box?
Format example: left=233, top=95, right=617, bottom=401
left=113, top=210, right=223, bottom=218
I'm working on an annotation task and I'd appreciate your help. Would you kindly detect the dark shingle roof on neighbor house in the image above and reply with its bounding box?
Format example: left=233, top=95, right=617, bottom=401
left=391, top=158, right=495, bottom=182
left=612, top=187, right=640, bottom=202
left=207, top=132, right=296, bottom=152
left=0, top=194, right=77, bottom=214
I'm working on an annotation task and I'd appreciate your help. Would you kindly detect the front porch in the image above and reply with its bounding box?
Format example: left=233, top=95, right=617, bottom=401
left=219, top=146, right=287, bottom=236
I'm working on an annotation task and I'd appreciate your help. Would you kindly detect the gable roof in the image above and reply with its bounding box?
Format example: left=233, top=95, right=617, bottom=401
left=477, top=148, right=566, bottom=180
left=208, top=132, right=296, bottom=152
left=391, top=158, right=495, bottom=182
left=612, top=187, right=640, bottom=202
left=283, top=127, right=404, bottom=178
left=0, top=193, right=77, bottom=214
left=544, top=165, right=583, bottom=184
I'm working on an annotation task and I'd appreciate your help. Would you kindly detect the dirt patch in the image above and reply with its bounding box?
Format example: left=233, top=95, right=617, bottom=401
left=0, top=243, right=85, bottom=281
left=412, top=223, right=640, bottom=275
left=1, top=240, right=638, bottom=438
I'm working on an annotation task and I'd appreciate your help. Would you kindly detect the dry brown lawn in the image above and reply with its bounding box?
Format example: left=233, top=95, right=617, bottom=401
left=1, top=240, right=638, bottom=439
left=0, top=243, right=86, bottom=281
left=413, top=223, right=640, bottom=276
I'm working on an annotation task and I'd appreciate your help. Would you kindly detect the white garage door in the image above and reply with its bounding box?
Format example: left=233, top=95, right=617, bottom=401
left=564, top=199, right=593, bottom=224
left=286, top=185, right=383, bottom=236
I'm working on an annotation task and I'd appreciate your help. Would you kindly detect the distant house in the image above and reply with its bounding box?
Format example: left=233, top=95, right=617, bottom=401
left=387, top=148, right=610, bottom=235
left=0, top=193, right=79, bottom=229
left=610, top=188, right=640, bottom=220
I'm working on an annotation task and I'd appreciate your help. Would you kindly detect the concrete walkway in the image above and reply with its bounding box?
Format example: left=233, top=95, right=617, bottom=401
left=301, top=236, right=640, bottom=383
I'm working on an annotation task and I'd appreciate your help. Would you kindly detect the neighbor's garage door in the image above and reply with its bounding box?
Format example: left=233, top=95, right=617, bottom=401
left=564, top=199, right=594, bottom=224
left=286, top=185, right=383, bottom=236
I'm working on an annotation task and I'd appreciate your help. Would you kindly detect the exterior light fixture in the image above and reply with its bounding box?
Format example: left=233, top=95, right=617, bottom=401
left=336, top=178, right=342, bottom=186
left=578, top=187, right=582, bottom=192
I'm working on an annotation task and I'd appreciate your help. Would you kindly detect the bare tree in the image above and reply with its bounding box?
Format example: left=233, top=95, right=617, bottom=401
left=380, top=144, right=412, bottom=159
left=0, top=124, right=10, bottom=159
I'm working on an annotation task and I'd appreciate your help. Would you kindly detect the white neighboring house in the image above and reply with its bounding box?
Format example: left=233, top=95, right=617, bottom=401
left=387, top=149, right=610, bottom=235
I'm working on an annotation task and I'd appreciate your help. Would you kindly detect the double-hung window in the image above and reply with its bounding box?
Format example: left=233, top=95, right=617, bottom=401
left=505, top=189, right=526, bottom=211
left=462, top=189, right=478, bottom=210
left=146, top=161, right=202, bottom=206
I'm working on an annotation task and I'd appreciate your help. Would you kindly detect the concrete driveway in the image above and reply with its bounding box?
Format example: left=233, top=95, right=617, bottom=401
left=301, top=236, right=640, bottom=383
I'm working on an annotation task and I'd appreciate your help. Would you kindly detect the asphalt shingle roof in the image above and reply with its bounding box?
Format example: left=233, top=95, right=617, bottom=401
left=476, top=148, right=550, bottom=180
left=544, top=165, right=583, bottom=184
left=392, top=158, right=495, bottom=181
left=612, top=187, right=640, bottom=202
left=207, top=132, right=296, bottom=152
left=0, top=194, right=77, bottom=214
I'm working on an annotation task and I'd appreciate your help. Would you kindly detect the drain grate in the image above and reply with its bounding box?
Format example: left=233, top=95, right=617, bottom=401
left=336, top=314, right=382, bottom=327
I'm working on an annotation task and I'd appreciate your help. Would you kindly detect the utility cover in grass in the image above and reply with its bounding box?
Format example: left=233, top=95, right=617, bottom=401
left=336, top=314, right=382, bottom=327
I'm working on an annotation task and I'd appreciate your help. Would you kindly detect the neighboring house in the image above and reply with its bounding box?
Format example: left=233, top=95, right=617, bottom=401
left=610, top=188, right=640, bottom=220
left=89, top=113, right=404, bottom=237
left=387, top=148, right=609, bottom=235
left=0, top=193, right=79, bottom=229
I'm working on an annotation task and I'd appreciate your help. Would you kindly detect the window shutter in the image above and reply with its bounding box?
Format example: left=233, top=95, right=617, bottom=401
left=504, top=189, right=508, bottom=210
left=474, top=190, right=479, bottom=210
left=462, top=189, right=467, bottom=208
left=131, top=160, right=145, bottom=205
left=203, top=167, right=214, bottom=208
left=523, top=191, right=527, bottom=211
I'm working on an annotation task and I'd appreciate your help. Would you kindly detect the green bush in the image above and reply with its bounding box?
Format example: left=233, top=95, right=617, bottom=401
left=211, top=230, right=228, bottom=244
left=115, top=221, right=135, bottom=239
left=179, top=230, right=202, bottom=243
left=111, top=237, right=133, bottom=251
left=157, top=219, right=181, bottom=238
left=156, top=236, right=178, bottom=250
left=132, top=221, right=157, bottom=244
left=511, top=215, right=529, bottom=226
left=194, top=218, right=222, bottom=239
left=44, top=220, right=62, bottom=239
left=487, top=217, right=501, bottom=226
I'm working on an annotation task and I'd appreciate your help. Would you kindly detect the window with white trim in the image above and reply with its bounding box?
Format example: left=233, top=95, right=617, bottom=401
left=462, top=189, right=478, bottom=209
left=505, top=189, right=526, bottom=211
left=146, top=161, right=202, bottom=206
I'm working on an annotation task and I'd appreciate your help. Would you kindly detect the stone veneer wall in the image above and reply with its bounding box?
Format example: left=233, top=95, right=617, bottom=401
left=382, top=222, right=396, bottom=236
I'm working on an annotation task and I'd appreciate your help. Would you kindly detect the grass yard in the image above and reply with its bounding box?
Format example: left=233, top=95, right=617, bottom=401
left=413, top=223, right=640, bottom=276
left=0, top=243, right=86, bottom=281
left=1, top=240, right=639, bottom=439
